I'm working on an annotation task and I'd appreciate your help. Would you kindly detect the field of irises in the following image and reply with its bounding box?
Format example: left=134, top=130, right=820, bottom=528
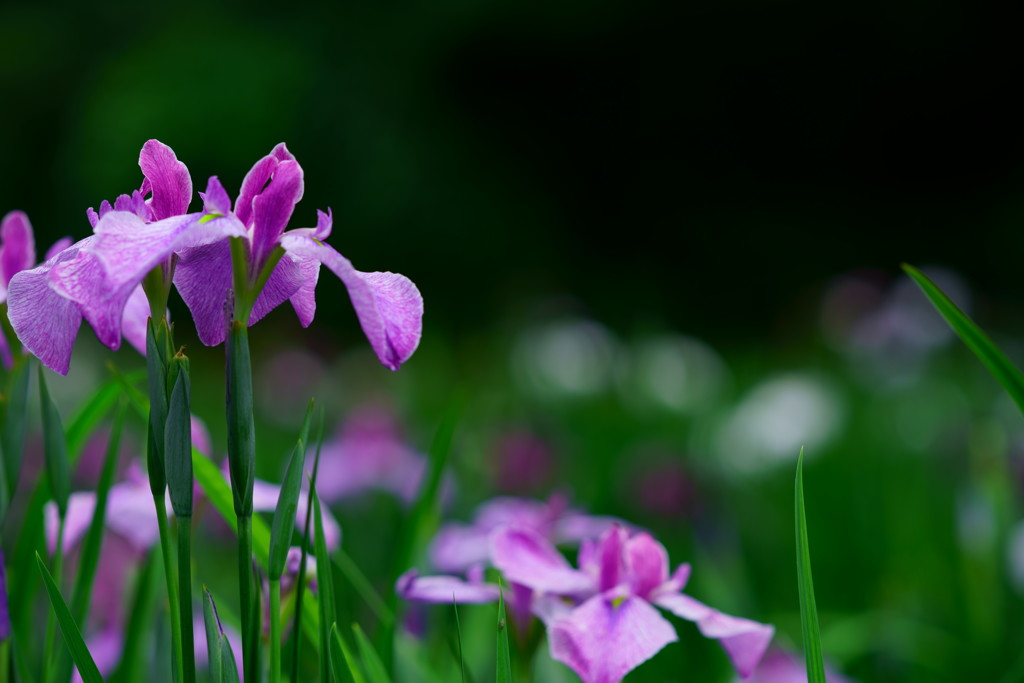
left=1, top=139, right=1023, bottom=683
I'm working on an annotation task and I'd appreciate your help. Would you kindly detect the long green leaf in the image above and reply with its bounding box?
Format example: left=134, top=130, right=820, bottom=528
left=904, top=263, right=1024, bottom=413
left=453, top=601, right=466, bottom=683
left=289, top=407, right=324, bottom=683
left=2, top=354, right=32, bottom=500
left=35, top=553, right=103, bottom=683
left=330, top=623, right=363, bottom=683
left=314, top=488, right=337, bottom=680
left=332, top=548, right=394, bottom=628
left=795, top=448, right=826, bottom=683
left=269, top=438, right=306, bottom=579
left=352, top=624, right=392, bottom=683
left=496, top=585, right=512, bottom=683
left=38, top=365, right=70, bottom=518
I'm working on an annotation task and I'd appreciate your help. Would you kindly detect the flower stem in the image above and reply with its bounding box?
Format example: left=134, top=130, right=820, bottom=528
left=237, top=515, right=258, bottom=683
left=177, top=517, right=195, bottom=683
left=269, top=578, right=281, bottom=683
left=156, top=499, right=183, bottom=683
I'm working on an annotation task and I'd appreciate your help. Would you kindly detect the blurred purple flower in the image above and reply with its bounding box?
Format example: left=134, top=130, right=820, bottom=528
left=429, top=494, right=621, bottom=573
left=1, top=549, right=10, bottom=641
left=735, top=648, right=854, bottom=683
left=168, top=143, right=422, bottom=369
left=315, top=405, right=439, bottom=505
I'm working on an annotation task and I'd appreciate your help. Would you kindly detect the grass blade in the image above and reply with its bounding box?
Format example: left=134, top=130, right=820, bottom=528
left=35, top=553, right=103, bottom=683
left=269, top=437, right=306, bottom=580
left=496, top=585, right=512, bottom=683
left=353, top=624, right=392, bottom=683
left=289, top=407, right=324, bottom=683
left=453, top=601, right=466, bottom=683
left=330, top=623, right=364, bottom=683
left=903, top=263, right=1024, bottom=414
left=314, top=487, right=337, bottom=680
left=332, top=548, right=394, bottom=628
left=795, top=448, right=826, bottom=683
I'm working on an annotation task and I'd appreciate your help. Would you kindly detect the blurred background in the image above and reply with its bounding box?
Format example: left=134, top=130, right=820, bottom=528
left=3, top=1, right=1024, bottom=681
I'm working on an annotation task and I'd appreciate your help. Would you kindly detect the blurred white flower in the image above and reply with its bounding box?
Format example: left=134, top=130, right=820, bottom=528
left=512, top=319, right=618, bottom=399
left=618, top=335, right=729, bottom=415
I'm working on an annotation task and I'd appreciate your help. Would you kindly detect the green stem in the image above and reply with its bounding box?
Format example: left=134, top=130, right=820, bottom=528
left=237, top=515, right=257, bottom=683
left=269, top=578, right=281, bottom=683
left=42, top=520, right=63, bottom=683
left=156, top=500, right=183, bottom=683
left=177, top=517, right=195, bottom=683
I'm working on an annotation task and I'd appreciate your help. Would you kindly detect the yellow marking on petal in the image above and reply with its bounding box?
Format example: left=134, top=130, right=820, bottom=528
left=611, top=596, right=626, bottom=610
left=198, top=213, right=224, bottom=224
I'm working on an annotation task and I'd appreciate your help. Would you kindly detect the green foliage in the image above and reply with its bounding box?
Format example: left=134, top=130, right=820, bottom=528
left=37, top=365, right=70, bottom=519
left=35, top=553, right=103, bottom=683
left=496, top=586, right=512, bottom=683
left=796, top=448, right=826, bottom=683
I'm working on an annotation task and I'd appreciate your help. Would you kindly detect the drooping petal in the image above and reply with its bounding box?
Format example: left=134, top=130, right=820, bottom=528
left=395, top=570, right=501, bottom=604
left=624, top=533, right=670, bottom=600
left=548, top=593, right=678, bottom=683
left=120, top=284, right=154, bottom=356
left=0, top=210, right=36, bottom=295
left=6, top=240, right=89, bottom=375
left=654, top=592, right=774, bottom=678
left=139, top=139, right=192, bottom=220
left=173, top=241, right=234, bottom=346
left=280, top=233, right=423, bottom=370
left=491, top=527, right=593, bottom=595
left=251, top=159, right=303, bottom=267
left=288, top=254, right=320, bottom=328
left=248, top=253, right=306, bottom=326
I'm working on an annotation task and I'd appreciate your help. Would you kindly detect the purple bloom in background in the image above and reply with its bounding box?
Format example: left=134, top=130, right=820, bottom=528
left=429, top=494, right=622, bottom=573
left=1, top=549, right=10, bottom=642
left=170, top=143, right=422, bottom=369
left=736, top=648, right=855, bottom=683
left=314, top=405, right=437, bottom=504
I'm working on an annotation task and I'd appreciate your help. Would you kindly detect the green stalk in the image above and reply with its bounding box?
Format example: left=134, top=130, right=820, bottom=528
left=177, top=519, right=195, bottom=683
left=269, top=579, right=281, bottom=683
left=156, top=501, right=183, bottom=683
left=42, top=521, right=64, bottom=683
left=237, top=515, right=257, bottom=683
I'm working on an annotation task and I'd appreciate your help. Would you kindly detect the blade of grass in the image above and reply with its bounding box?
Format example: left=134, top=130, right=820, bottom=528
left=795, top=448, right=826, bottom=683
left=903, top=263, right=1024, bottom=414
left=330, top=623, right=364, bottom=683
left=314, top=487, right=337, bottom=680
left=496, top=584, right=512, bottom=683
left=453, top=600, right=466, bottom=683
left=353, top=624, right=393, bottom=683
left=332, top=548, right=394, bottom=628
left=35, top=553, right=103, bottom=683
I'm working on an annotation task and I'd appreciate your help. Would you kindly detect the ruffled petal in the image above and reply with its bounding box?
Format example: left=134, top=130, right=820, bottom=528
left=6, top=240, right=89, bottom=375
left=251, top=159, right=303, bottom=267
left=548, top=593, right=678, bottom=683
left=395, top=569, right=500, bottom=604
left=491, top=527, right=593, bottom=595
left=0, top=210, right=36, bottom=295
left=173, top=241, right=234, bottom=346
left=139, top=139, right=192, bottom=220
left=280, top=233, right=422, bottom=370
left=653, top=593, right=774, bottom=678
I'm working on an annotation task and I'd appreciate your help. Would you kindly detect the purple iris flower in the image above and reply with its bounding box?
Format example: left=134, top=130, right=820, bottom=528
left=0, top=210, right=77, bottom=370
left=167, top=143, right=422, bottom=369
left=429, top=494, right=623, bottom=573
left=400, top=524, right=773, bottom=683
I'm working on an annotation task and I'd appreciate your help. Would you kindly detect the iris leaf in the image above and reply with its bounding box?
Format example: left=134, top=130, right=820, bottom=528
left=330, top=622, right=364, bottom=683
left=796, top=448, right=826, bottom=683
left=35, top=553, right=103, bottom=683
left=353, top=623, right=392, bottom=683
left=903, top=263, right=1024, bottom=414
left=496, top=585, right=512, bottom=683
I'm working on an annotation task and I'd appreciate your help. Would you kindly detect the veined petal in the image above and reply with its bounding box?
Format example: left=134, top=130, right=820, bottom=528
left=395, top=570, right=500, bottom=604
left=6, top=240, right=89, bottom=375
left=280, top=233, right=423, bottom=370
left=491, top=527, right=593, bottom=596
left=45, top=237, right=74, bottom=263
left=139, top=139, right=192, bottom=220
left=251, top=159, right=303, bottom=266
left=595, top=526, right=629, bottom=593
left=654, top=593, right=774, bottom=678
left=249, top=253, right=306, bottom=326
left=200, top=176, right=233, bottom=216
left=173, top=241, right=234, bottom=346
left=289, top=254, right=320, bottom=328
left=0, top=210, right=36, bottom=294
left=235, top=145, right=293, bottom=228
left=548, top=594, right=678, bottom=683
